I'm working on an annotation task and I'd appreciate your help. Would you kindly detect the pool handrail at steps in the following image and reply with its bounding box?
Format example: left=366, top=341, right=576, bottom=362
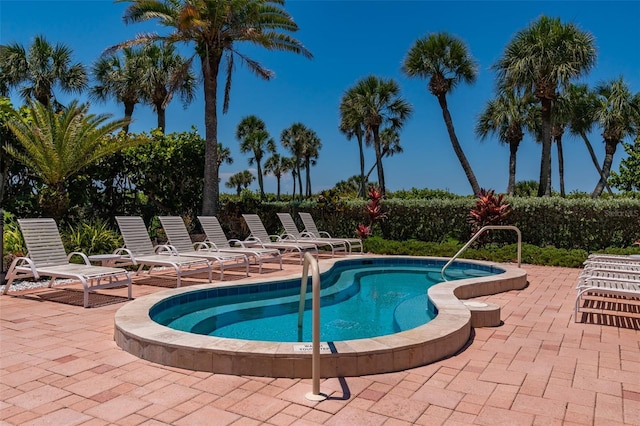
left=441, top=225, right=521, bottom=280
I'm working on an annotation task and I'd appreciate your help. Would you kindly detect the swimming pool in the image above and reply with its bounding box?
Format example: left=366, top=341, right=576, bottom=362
left=114, top=256, right=527, bottom=378
left=150, top=258, right=498, bottom=342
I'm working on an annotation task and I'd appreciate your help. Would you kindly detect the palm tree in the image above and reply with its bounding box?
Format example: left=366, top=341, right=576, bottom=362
left=236, top=115, right=275, bottom=199
left=263, top=152, right=290, bottom=200
left=493, top=16, right=596, bottom=196
left=551, top=91, right=573, bottom=197
left=4, top=100, right=140, bottom=219
left=591, top=77, right=639, bottom=198
left=301, top=128, right=321, bottom=197
left=364, top=127, right=404, bottom=182
left=0, top=35, right=87, bottom=107
left=225, top=170, right=255, bottom=195
left=216, top=143, right=234, bottom=168
left=91, top=47, right=147, bottom=133
left=139, top=43, right=197, bottom=133
left=280, top=123, right=308, bottom=200
left=402, top=32, right=480, bottom=195
left=345, top=76, right=412, bottom=196
left=339, top=87, right=367, bottom=198
left=564, top=83, right=613, bottom=195
left=115, top=0, right=312, bottom=215
left=476, top=90, right=538, bottom=195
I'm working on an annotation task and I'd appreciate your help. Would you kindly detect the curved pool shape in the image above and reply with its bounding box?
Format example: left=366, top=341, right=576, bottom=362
left=114, top=256, right=527, bottom=378
left=150, top=259, right=498, bottom=342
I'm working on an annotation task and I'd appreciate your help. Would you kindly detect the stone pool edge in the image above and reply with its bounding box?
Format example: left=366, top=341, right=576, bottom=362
left=114, top=256, right=527, bottom=378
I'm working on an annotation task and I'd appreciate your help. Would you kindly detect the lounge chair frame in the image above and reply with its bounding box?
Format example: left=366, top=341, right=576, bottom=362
left=276, top=213, right=347, bottom=257
left=298, top=212, right=363, bottom=254
left=3, top=218, right=132, bottom=308
left=114, top=216, right=212, bottom=286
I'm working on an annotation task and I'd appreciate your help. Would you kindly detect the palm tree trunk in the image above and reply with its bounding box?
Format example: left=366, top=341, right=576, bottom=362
left=592, top=139, right=618, bottom=198
left=123, top=101, right=135, bottom=134
left=297, top=164, right=303, bottom=201
left=356, top=131, right=366, bottom=199
left=256, top=162, right=264, bottom=199
left=372, top=126, right=386, bottom=195
left=201, top=52, right=222, bottom=215
left=437, top=94, right=480, bottom=195
left=276, top=176, right=281, bottom=200
left=538, top=98, right=553, bottom=197
left=580, top=133, right=613, bottom=195
left=507, top=141, right=518, bottom=196
left=305, top=157, right=311, bottom=197
left=556, top=135, right=565, bottom=197
left=156, top=103, right=166, bottom=134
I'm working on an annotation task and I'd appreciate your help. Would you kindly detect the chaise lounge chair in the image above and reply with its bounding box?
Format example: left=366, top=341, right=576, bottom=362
left=3, top=218, right=132, bottom=308
left=158, top=216, right=249, bottom=280
left=276, top=212, right=347, bottom=257
left=197, top=216, right=282, bottom=273
left=298, top=212, right=363, bottom=254
left=575, top=275, right=640, bottom=322
left=242, top=214, right=318, bottom=264
left=114, top=216, right=212, bottom=286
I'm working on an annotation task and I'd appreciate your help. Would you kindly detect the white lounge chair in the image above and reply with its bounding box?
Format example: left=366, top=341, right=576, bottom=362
left=298, top=212, right=363, bottom=254
left=3, top=218, right=132, bottom=308
left=577, top=268, right=640, bottom=289
left=114, top=216, right=212, bottom=286
left=276, top=213, right=347, bottom=257
left=158, top=216, right=249, bottom=280
left=575, top=277, right=640, bottom=322
left=242, top=214, right=318, bottom=264
left=197, top=216, right=282, bottom=273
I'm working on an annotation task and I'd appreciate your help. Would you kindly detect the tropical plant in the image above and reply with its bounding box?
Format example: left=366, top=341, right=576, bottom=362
left=356, top=186, right=387, bottom=238
left=344, top=76, right=412, bottom=196
left=4, top=100, right=140, bottom=220
left=591, top=77, right=639, bottom=197
left=609, top=139, right=640, bottom=192
left=301, top=127, right=321, bottom=197
left=467, top=188, right=512, bottom=244
left=91, top=47, right=147, bottom=133
left=263, top=152, right=290, bottom=200
left=493, top=16, right=596, bottom=196
left=0, top=35, right=87, bottom=107
left=138, top=42, right=197, bottom=133
left=225, top=170, right=255, bottom=195
left=403, top=32, right=480, bottom=195
left=476, top=90, right=538, bottom=195
left=63, top=220, right=123, bottom=255
left=115, top=0, right=312, bottom=215
left=216, top=142, right=234, bottom=168
left=236, top=115, right=275, bottom=199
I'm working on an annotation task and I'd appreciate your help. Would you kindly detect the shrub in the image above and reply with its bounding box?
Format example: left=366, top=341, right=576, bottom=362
left=62, top=220, right=122, bottom=255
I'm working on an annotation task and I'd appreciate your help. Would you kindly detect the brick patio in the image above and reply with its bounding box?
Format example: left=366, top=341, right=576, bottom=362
left=1, top=262, right=639, bottom=425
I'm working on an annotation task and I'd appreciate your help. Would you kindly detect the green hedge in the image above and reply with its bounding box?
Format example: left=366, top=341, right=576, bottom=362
left=257, top=197, right=640, bottom=251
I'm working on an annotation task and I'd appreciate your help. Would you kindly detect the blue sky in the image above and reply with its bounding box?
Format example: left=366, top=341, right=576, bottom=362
left=2, top=1, right=639, bottom=196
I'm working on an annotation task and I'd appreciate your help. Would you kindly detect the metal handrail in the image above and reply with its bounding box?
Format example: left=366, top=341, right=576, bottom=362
left=441, top=225, right=522, bottom=280
left=299, top=252, right=326, bottom=401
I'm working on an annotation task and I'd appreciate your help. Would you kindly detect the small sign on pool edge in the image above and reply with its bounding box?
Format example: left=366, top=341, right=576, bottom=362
left=293, top=343, right=332, bottom=353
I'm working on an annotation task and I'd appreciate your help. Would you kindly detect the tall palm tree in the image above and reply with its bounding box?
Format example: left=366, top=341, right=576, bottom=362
left=591, top=77, right=639, bottom=198
left=4, top=100, right=140, bottom=219
left=263, top=152, right=290, bottom=200
left=91, top=47, right=147, bottom=133
left=364, top=127, right=404, bottom=182
left=139, top=43, right=197, bottom=133
left=280, top=122, right=308, bottom=200
left=476, top=90, right=538, bottom=195
left=345, top=76, right=412, bottom=196
left=564, top=83, right=613, bottom=195
left=551, top=91, right=573, bottom=197
left=0, top=35, right=87, bottom=107
left=339, top=87, right=367, bottom=198
left=301, top=128, right=321, bottom=197
left=493, top=16, right=596, bottom=196
left=402, top=32, right=480, bottom=195
left=236, top=115, right=275, bottom=199
left=115, top=0, right=312, bottom=215
left=225, top=170, right=255, bottom=195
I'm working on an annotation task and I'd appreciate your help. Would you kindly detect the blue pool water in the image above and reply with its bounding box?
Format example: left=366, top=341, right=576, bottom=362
left=150, top=258, right=502, bottom=342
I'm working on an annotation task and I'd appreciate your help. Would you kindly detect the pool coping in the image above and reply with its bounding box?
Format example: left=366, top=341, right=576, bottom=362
left=114, top=256, right=527, bottom=378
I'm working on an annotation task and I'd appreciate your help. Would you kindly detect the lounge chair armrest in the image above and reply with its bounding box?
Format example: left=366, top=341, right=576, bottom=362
left=68, top=251, right=91, bottom=265
left=229, top=238, right=251, bottom=248
left=155, top=244, right=175, bottom=255
left=245, top=236, right=264, bottom=245
left=300, top=231, right=317, bottom=238
left=276, top=233, right=297, bottom=242
left=318, top=231, right=332, bottom=238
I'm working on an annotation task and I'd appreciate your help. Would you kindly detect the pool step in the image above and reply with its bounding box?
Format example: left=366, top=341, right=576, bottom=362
left=462, top=300, right=502, bottom=327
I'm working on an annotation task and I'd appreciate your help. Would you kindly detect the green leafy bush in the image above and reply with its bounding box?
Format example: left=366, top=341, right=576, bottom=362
left=62, top=220, right=122, bottom=255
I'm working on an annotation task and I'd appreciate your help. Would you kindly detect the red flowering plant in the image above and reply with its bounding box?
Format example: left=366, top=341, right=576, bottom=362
left=356, top=186, right=387, bottom=239
left=633, top=237, right=640, bottom=246
left=467, top=188, right=512, bottom=245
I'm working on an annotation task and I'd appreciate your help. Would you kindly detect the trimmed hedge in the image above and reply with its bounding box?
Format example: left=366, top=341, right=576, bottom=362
left=255, top=197, right=640, bottom=252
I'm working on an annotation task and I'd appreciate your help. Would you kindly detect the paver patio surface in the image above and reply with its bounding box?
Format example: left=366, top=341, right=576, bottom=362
left=1, top=261, right=639, bottom=425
